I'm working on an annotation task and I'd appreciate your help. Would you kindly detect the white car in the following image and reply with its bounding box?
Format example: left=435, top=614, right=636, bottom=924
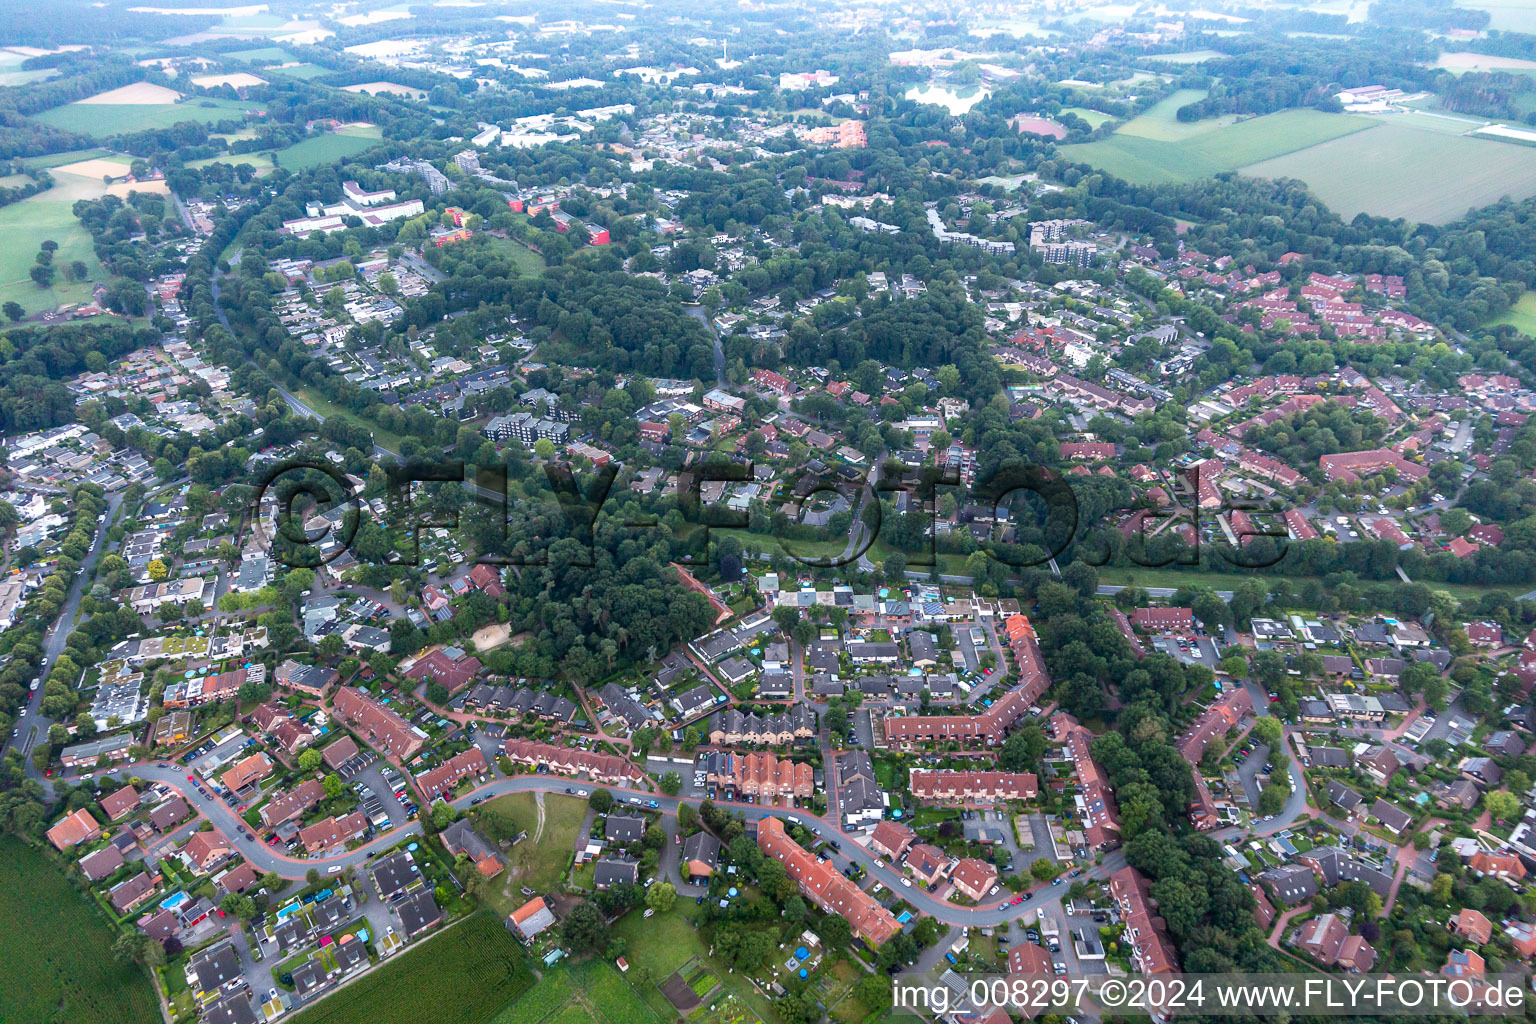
left=327, top=865, right=343, bottom=874
left=901, top=877, right=912, bottom=887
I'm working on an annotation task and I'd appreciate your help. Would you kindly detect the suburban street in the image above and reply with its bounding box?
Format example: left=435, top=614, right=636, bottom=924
left=100, top=762, right=1112, bottom=928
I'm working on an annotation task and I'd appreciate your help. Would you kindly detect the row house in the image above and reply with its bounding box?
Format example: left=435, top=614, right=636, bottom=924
left=260, top=780, right=325, bottom=829
left=1054, top=713, right=1121, bottom=849
left=908, top=770, right=1038, bottom=804
left=706, top=705, right=816, bottom=745
left=758, top=817, right=900, bottom=946
left=297, top=811, right=370, bottom=853
left=332, top=687, right=426, bottom=761
left=415, top=749, right=489, bottom=802
left=701, top=750, right=814, bottom=800
left=501, top=738, right=646, bottom=786
left=1109, top=867, right=1179, bottom=976
left=1175, top=689, right=1254, bottom=764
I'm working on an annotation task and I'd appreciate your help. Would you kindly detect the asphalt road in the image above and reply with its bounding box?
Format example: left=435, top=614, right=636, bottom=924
left=4, top=491, right=125, bottom=765
left=101, top=764, right=1111, bottom=926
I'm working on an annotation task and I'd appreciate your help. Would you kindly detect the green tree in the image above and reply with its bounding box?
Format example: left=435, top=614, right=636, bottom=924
left=658, top=771, right=681, bottom=796
left=645, top=880, right=676, bottom=913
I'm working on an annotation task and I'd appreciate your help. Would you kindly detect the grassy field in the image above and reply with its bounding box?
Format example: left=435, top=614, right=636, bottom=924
left=266, top=63, right=334, bottom=80
left=1241, top=121, right=1536, bottom=223
left=486, top=235, right=547, bottom=277
left=291, top=385, right=409, bottom=452
left=15, top=148, right=111, bottom=171
left=272, top=124, right=383, bottom=172
left=0, top=836, right=161, bottom=1024
left=33, top=98, right=250, bottom=135
left=290, top=913, right=534, bottom=1024
left=188, top=151, right=275, bottom=174
left=1488, top=290, right=1536, bottom=336
left=1059, top=108, right=1372, bottom=184
left=1062, top=106, right=1113, bottom=127
left=0, top=191, right=103, bottom=311
left=481, top=792, right=587, bottom=915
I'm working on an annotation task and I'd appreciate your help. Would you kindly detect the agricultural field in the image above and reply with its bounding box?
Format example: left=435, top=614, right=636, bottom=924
left=0, top=836, right=160, bottom=1024
left=265, top=63, right=334, bottom=79
left=1488, top=291, right=1536, bottom=336
left=1241, top=121, right=1536, bottom=223
left=225, top=45, right=301, bottom=63
left=1059, top=108, right=1372, bottom=184
left=32, top=97, right=250, bottom=135
left=1435, top=50, right=1536, bottom=72
left=289, top=913, right=534, bottom=1024
left=272, top=123, right=384, bottom=172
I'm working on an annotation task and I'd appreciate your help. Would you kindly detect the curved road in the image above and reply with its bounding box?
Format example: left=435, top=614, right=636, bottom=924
left=103, top=762, right=1110, bottom=927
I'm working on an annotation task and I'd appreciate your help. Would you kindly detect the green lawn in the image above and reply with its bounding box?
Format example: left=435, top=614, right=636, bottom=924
left=271, top=124, right=383, bottom=172
left=1489, top=290, right=1536, bottom=336
left=33, top=99, right=250, bottom=135
left=1060, top=108, right=1373, bottom=184
left=289, top=913, right=534, bottom=1024
left=15, top=148, right=111, bottom=171
left=1242, top=120, right=1536, bottom=223
left=0, top=836, right=160, bottom=1024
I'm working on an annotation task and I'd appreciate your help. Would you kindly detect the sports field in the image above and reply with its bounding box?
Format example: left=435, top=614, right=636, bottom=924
left=1059, top=107, right=1372, bottom=184
left=33, top=97, right=250, bottom=135
left=272, top=123, right=383, bottom=171
left=0, top=837, right=160, bottom=1024
left=1242, top=121, right=1536, bottom=223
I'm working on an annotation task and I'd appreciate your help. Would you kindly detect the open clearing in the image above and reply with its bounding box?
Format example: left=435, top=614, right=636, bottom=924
left=34, top=97, right=250, bottom=134
left=1112, top=88, right=1240, bottom=141
left=493, top=960, right=661, bottom=1024
left=188, top=151, right=275, bottom=174
left=1242, top=121, right=1536, bottom=223
left=1488, top=291, right=1536, bottom=336
left=1455, top=0, right=1536, bottom=33
left=0, top=837, right=160, bottom=1024
left=1059, top=108, right=1371, bottom=184
left=289, top=913, right=534, bottom=1024
left=272, top=123, right=383, bottom=171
